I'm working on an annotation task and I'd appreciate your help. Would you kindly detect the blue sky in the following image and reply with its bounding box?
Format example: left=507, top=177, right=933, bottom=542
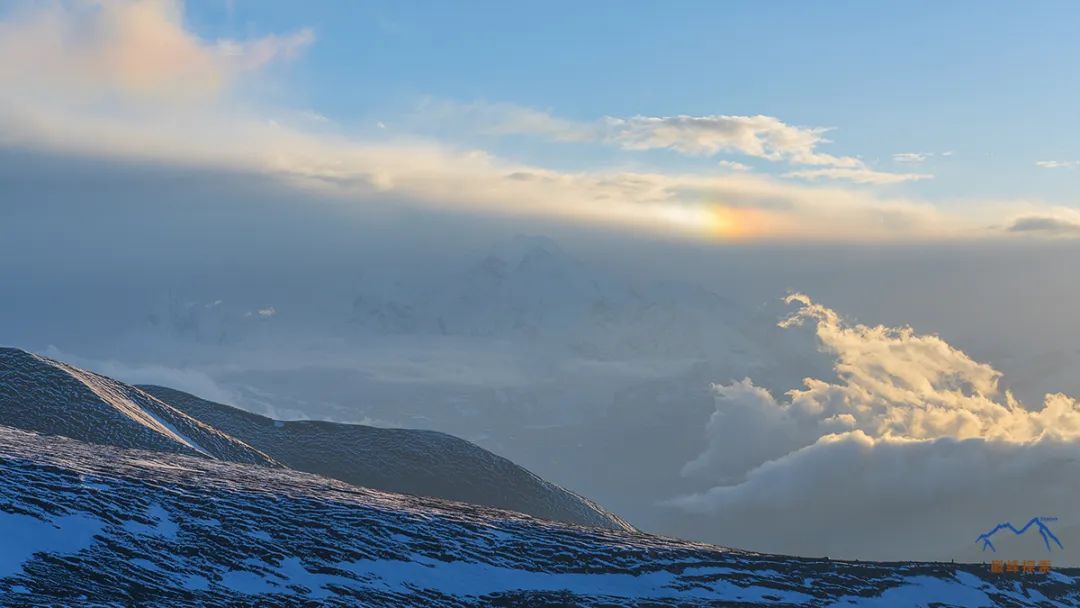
left=3, top=0, right=1080, bottom=240
left=173, top=0, right=1080, bottom=201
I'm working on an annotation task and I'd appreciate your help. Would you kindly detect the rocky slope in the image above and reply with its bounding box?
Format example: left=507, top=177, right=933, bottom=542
left=0, top=424, right=1076, bottom=607
left=0, top=347, right=628, bottom=531
left=141, top=384, right=631, bottom=531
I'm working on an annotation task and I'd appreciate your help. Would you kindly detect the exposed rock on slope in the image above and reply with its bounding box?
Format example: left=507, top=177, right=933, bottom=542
left=0, top=346, right=628, bottom=531
left=142, top=384, right=632, bottom=531
left=0, top=425, right=1075, bottom=607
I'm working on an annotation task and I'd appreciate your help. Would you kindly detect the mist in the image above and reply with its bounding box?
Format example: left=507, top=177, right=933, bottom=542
left=5, top=146, right=1080, bottom=564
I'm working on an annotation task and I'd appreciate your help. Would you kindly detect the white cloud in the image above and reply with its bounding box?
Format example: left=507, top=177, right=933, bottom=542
left=1036, top=160, right=1080, bottom=169
left=603, top=114, right=859, bottom=167
left=411, top=98, right=595, bottom=142
left=416, top=100, right=928, bottom=184
left=783, top=167, right=932, bottom=185
left=716, top=160, right=751, bottom=172
left=242, top=307, right=277, bottom=319
left=0, top=0, right=312, bottom=102
left=893, top=152, right=930, bottom=163
left=668, top=294, right=1080, bottom=562
left=892, top=151, right=954, bottom=163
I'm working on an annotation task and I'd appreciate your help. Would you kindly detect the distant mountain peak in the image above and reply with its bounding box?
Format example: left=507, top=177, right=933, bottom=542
left=489, top=234, right=566, bottom=268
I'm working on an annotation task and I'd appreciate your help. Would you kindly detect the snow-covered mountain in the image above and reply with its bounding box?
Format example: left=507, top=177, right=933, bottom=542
left=0, top=424, right=1075, bottom=607
left=349, top=235, right=760, bottom=361
left=140, top=384, right=631, bottom=531
left=0, top=347, right=627, bottom=531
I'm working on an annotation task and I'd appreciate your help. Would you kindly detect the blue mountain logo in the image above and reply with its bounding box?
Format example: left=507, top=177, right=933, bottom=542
left=976, top=517, right=1064, bottom=552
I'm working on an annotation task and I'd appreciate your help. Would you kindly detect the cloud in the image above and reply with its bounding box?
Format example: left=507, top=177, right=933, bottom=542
left=0, top=1, right=1071, bottom=243
left=783, top=167, right=932, bottom=185
left=603, top=115, right=860, bottom=167
left=893, top=152, right=930, bottom=163
left=1036, top=160, right=1080, bottom=169
left=0, top=0, right=312, bottom=102
left=255, top=306, right=277, bottom=319
left=716, top=160, right=751, bottom=172
left=424, top=101, right=927, bottom=184
left=893, top=152, right=954, bottom=163
left=1004, top=207, right=1080, bottom=235
left=1007, top=216, right=1080, bottom=235
left=415, top=99, right=595, bottom=143
left=668, top=294, right=1080, bottom=562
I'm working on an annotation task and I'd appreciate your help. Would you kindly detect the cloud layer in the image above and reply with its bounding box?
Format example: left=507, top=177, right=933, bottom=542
left=0, top=1, right=1076, bottom=244
left=669, top=294, right=1080, bottom=562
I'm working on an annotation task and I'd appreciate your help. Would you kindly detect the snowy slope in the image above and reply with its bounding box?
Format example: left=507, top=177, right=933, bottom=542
left=0, top=347, right=629, bottom=531
left=0, top=424, right=1076, bottom=607
left=0, top=348, right=276, bottom=466
left=140, top=384, right=632, bottom=532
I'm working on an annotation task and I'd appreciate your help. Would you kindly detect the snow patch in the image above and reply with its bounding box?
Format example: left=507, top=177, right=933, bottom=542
left=825, top=574, right=994, bottom=607
left=0, top=511, right=103, bottom=578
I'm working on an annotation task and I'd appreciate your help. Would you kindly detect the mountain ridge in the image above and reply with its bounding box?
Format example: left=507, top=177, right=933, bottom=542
left=0, top=346, right=629, bottom=531
left=0, top=347, right=276, bottom=466
left=140, top=383, right=632, bottom=531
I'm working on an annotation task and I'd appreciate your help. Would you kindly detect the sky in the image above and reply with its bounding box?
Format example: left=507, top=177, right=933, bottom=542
left=7, top=0, right=1080, bottom=564
left=5, top=0, right=1080, bottom=242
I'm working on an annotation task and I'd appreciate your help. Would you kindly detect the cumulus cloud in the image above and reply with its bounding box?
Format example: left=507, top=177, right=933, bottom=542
left=668, top=294, right=1080, bottom=562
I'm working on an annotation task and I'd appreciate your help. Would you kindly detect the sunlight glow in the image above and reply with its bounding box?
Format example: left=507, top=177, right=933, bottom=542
left=654, top=204, right=764, bottom=240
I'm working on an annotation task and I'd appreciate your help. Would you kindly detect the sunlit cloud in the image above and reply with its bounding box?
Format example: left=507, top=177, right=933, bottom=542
left=0, top=0, right=1072, bottom=243
left=0, top=0, right=312, bottom=103
left=667, top=294, right=1080, bottom=561
left=603, top=114, right=857, bottom=166
left=415, top=100, right=929, bottom=184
